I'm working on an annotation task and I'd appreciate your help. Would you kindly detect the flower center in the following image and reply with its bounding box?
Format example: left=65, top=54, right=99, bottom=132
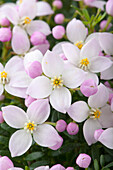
left=24, top=17, right=31, bottom=24
left=51, top=76, right=63, bottom=89
left=90, top=108, right=101, bottom=119
left=24, top=121, right=36, bottom=133
left=74, top=41, right=83, bottom=49
left=19, top=0, right=22, bottom=4
left=79, top=58, right=90, bottom=71
left=0, top=71, right=9, bottom=84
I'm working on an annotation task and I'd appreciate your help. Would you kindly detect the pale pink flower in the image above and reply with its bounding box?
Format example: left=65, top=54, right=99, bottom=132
left=2, top=99, right=61, bottom=157
left=76, top=153, right=91, bottom=168
left=0, top=156, right=14, bottom=170
left=67, top=83, right=113, bottom=145
left=84, top=0, right=106, bottom=10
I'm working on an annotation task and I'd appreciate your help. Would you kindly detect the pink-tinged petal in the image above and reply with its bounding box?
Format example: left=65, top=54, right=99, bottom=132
left=83, top=119, right=102, bottom=145
left=0, top=63, right=4, bottom=72
left=85, top=32, right=100, bottom=43
left=90, top=56, right=112, bottom=73
left=99, top=105, right=113, bottom=128
left=90, top=1, right=106, bottom=11
left=9, top=168, right=23, bottom=170
left=2, top=5, right=19, bottom=25
left=27, top=76, right=52, bottom=99
left=36, top=1, right=54, bottom=16
left=67, top=101, right=89, bottom=122
left=27, top=99, right=50, bottom=124
left=101, top=64, right=113, bottom=80
left=50, top=87, right=71, bottom=113
left=42, top=50, right=64, bottom=77
left=9, top=71, right=32, bottom=88
left=99, top=33, right=113, bottom=55
left=33, top=124, right=61, bottom=147
left=26, top=20, right=51, bottom=36
left=0, top=156, right=14, bottom=170
left=62, top=62, right=85, bottom=88
left=12, top=26, right=30, bottom=55
left=88, top=83, right=109, bottom=108
left=84, top=72, right=99, bottom=85
left=80, top=38, right=101, bottom=59
left=62, top=43, right=80, bottom=66
left=19, top=0, right=37, bottom=19
left=34, top=166, right=49, bottom=170
left=5, top=85, right=27, bottom=98
left=98, top=128, right=113, bottom=149
left=0, top=84, right=4, bottom=96
left=2, top=105, right=27, bottom=128
left=66, top=18, right=87, bottom=43
left=52, top=41, right=69, bottom=55
left=9, top=130, right=32, bottom=157
left=111, top=98, right=113, bottom=111
left=5, top=56, right=24, bottom=76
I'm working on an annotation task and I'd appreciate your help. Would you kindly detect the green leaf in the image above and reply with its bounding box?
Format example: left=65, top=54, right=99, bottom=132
left=102, top=162, right=113, bottom=170
left=30, top=160, right=50, bottom=169
left=25, top=152, right=44, bottom=161
left=0, top=136, right=8, bottom=145
left=100, top=155, right=105, bottom=167
left=82, top=9, right=90, bottom=21
left=0, top=122, right=15, bottom=133
left=94, top=159, right=99, bottom=170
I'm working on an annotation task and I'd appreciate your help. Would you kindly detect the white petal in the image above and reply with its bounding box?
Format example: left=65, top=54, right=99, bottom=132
left=84, top=72, right=99, bottom=85
left=88, top=83, right=109, bottom=108
left=27, top=99, right=50, bottom=124
left=0, top=63, right=4, bottom=72
left=52, top=41, right=69, bottom=55
left=34, top=166, right=49, bottom=170
left=0, top=84, right=4, bottom=96
left=101, top=64, right=113, bottom=80
left=83, top=119, right=102, bottom=145
left=9, top=168, right=23, bottom=170
left=50, top=87, right=71, bottom=113
left=2, top=105, right=27, bottom=128
left=67, top=101, right=89, bottom=122
left=9, top=130, right=32, bottom=157
left=33, top=124, right=61, bottom=147
left=90, top=1, right=106, bottom=11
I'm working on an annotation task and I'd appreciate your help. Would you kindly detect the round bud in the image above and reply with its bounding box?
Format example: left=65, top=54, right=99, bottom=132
left=52, top=0, right=63, bottom=9
left=100, top=20, right=112, bottom=30
left=76, top=153, right=91, bottom=168
left=52, top=25, right=65, bottom=39
left=67, top=122, right=79, bottom=135
left=56, top=119, right=67, bottom=132
left=0, top=27, right=12, bottom=42
left=30, top=31, right=46, bottom=46
left=0, top=17, right=10, bottom=27
left=54, top=14, right=64, bottom=24
left=50, top=164, right=65, bottom=170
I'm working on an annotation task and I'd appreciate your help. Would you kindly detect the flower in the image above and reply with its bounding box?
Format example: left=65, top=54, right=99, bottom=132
left=76, top=153, right=91, bottom=168
left=2, top=99, right=62, bottom=157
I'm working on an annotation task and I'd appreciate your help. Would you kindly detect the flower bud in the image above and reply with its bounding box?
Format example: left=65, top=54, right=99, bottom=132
left=54, top=14, right=64, bottom=24
left=0, top=156, right=14, bottom=169
left=0, top=95, right=5, bottom=101
left=56, top=119, right=67, bottom=132
left=30, top=31, right=46, bottom=46
left=108, top=93, right=113, bottom=104
left=0, top=111, right=4, bottom=123
left=52, top=0, right=63, bottom=9
left=0, top=27, right=12, bottom=42
left=94, top=129, right=104, bottom=141
left=106, top=0, right=113, bottom=16
left=80, top=79, right=98, bottom=97
left=50, top=164, right=65, bottom=170
left=67, top=122, right=79, bottom=135
left=49, top=136, right=63, bottom=150
left=25, top=96, right=36, bottom=107
left=76, top=153, right=91, bottom=168
left=52, top=25, right=65, bottom=39
left=0, top=17, right=10, bottom=27
left=25, top=61, right=42, bottom=79
left=66, top=167, right=74, bottom=170
left=100, top=20, right=112, bottom=30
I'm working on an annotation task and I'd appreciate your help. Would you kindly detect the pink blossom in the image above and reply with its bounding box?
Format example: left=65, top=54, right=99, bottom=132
left=0, top=27, right=12, bottom=42
left=56, top=119, right=67, bottom=132
left=52, top=25, right=65, bottom=39
left=67, top=122, right=79, bottom=135
left=0, top=111, right=4, bottom=123
left=54, top=14, right=64, bottom=24
left=0, top=156, right=14, bottom=170
left=76, top=153, right=91, bottom=168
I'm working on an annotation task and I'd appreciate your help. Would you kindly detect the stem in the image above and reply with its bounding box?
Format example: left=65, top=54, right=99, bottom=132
left=102, top=15, right=113, bottom=32
left=45, top=122, right=56, bottom=126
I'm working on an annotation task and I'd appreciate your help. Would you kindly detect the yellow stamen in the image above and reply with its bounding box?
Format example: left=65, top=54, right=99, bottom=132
left=80, top=58, right=89, bottom=66
left=1, top=71, right=7, bottom=78
left=51, top=76, right=63, bottom=89
left=26, top=122, right=35, bottom=131
left=75, top=41, right=83, bottom=49
left=94, top=109, right=101, bottom=119
left=90, top=108, right=101, bottom=119
left=24, top=17, right=31, bottom=24
left=19, top=0, right=22, bottom=4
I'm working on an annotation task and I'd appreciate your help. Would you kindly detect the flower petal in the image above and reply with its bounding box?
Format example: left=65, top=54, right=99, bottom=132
left=42, top=50, right=64, bottom=77
left=12, top=26, right=30, bottom=55
left=67, top=101, right=89, bottom=122
left=34, top=166, right=49, bottom=170
left=0, top=63, right=4, bottom=72
left=50, top=87, right=71, bottom=113
left=9, top=168, right=23, bottom=170
left=26, top=20, right=51, bottom=36
left=2, top=105, right=27, bottom=128
left=27, top=99, right=50, bottom=124
left=0, top=84, right=4, bottom=96
left=33, top=124, right=61, bottom=147
left=9, top=130, right=32, bottom=157
left=83, top=119, right=102, bottom=145
left=84, top=72, right=99, bottom=85
left=52, top=41, right=69, bottom=55
left=88, top=83, right=109, bottom=108
left=101, top=64, right=113, bottom=80
left=27, top=76, right=52, bottom=99
left=66, top=18, right=87, bottom=43
left=90, top=1, right=106, bottom=11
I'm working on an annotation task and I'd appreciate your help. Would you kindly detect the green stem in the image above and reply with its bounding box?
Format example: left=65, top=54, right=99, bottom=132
left=102, top=15, right=113, bottom=32
left=45, top=122, right=56, bottom=126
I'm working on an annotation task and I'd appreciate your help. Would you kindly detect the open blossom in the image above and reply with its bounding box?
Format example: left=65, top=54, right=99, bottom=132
left=2, top=99, right=62, bottom=157
left=27, top=50, right=85, bottom=113
left=0, top=56, right=31, bottom=98
left=84, top=0, right=106, bottom=10
left=67, top=83, right=113, bottom=145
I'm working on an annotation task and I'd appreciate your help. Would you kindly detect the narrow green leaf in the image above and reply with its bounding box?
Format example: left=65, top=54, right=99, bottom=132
left=25, top=152, right=44, bottom=161
left=94, top=159, right=99, bottom=170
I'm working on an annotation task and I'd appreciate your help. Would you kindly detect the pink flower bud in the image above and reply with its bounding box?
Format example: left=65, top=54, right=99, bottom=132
left=66, top=167, right=74, bottom=170
left=52, top=0, right=63, bottom=9
left=76, top=153, right=91, bottom=168
left=0, top=17, right=10, bottom=27
left=54, top=14, right=64, bottom=24
left=106, top=0, right=113, bottom=16
left=80, top=79, right=98, bottom=97
left=104, top=81, right=111, bottom=88
left=30, top=31, right=46, bottom=46
left=100, top=20, right=112, bottom=30
left=67, top=122, right=79, bottom=135
left=25, top=61, right=42, bottom=79
left=98, top=51, right=104, bottom=56
left=50, top=164, right=65, bottom=170
left=0, top=27, right=12, bottom=42
left=0, top=156, right=14, bottom=169
left=25, top=95, right=36, bottom=107
left=49, top=136, right=63, bottom=150
left=108, top=93, right=113, bottom=104
left=59, top=53, right=67, bottom=60
left=0, top=111, right=4, bottom=123
left=56, top=119, right=67, bottom=132
left=94, top=129, right=104, bottom=140
left=52, top=25, right=65, bottom=39
left=0, top=95, right=5, bottom=101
